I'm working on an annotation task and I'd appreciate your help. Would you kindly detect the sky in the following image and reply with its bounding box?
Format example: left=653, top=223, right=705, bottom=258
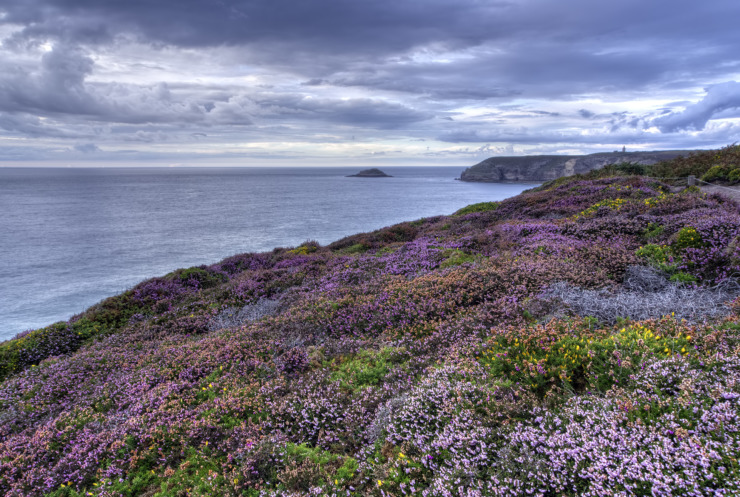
left=0, top=0, right=739, bottom=167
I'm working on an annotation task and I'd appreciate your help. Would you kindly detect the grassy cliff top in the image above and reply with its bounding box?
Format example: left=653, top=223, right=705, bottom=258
left=2, top=147, right=740, bottom=496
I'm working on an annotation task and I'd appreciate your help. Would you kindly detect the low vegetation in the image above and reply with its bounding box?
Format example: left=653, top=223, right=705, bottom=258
left=534, top=143, right=740, bottom=189
left=1, top=148, right=740, bottom=496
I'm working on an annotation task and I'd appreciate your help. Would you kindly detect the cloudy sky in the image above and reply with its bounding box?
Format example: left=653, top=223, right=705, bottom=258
left=0, top=0, right=739, bottom=167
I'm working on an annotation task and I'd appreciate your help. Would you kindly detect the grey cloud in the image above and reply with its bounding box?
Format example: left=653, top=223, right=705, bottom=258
left=0, top=43, right=430, bottom=132
left=0, top=45, right=254, bottom=126
left=296, top=98, right=430, bottom=128
left=301, top=79, right=325, bottom=86
left=0, top=112, right=86, bottom=138
left=3, top=1, right=736, bottom=98
left=334, top=75, right=520, bottom=100
left=437, top=127, right=673, bottom=146
left=120, top=130, right=170, bottom=143
left=319, top=35, right=689, bottom=105
left=73, top=143, right=100, bottom=153
left=0, top=145, right=51, bottom=160
left=251, top=94, right=431, bottom=129
left=0, top=46, right=96, bottom=115
left=654, top=81, right=740, bottom=132
left=0, top=0, right=739, bottom=162
left=0, top=0, right=505, bottom=55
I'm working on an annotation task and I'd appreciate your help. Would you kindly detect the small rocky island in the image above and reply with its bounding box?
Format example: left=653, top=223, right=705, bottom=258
left=346, top=168, right=392, bottom=178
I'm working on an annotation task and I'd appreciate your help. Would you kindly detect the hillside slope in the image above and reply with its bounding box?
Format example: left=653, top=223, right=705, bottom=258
left=2, top=155, right=740, bottom=496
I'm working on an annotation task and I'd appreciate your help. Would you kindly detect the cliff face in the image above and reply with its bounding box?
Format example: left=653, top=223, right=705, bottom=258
left=459, top=150, right=695, bottom=182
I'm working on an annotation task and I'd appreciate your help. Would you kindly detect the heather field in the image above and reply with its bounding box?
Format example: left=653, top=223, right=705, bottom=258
left=2, top=148, right=740, bottom=496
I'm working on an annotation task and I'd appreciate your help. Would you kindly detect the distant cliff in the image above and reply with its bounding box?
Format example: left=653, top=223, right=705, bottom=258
left=459, top=150, right=695, bottom=182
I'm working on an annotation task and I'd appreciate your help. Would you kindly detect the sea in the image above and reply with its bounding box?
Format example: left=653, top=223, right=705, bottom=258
left=0, top=166, right=536, bottom=341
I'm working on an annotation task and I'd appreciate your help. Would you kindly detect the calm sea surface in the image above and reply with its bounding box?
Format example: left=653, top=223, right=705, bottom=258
left=0, top=166, right=535, bottom=340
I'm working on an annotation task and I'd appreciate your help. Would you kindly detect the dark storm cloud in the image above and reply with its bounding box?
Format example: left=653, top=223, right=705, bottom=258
left=4, top=0, right=738, bottom=61
left=1, top=0, right=739, bottom=161
left=3, top=0, right=736, bottom=97
left=655, top=82, right=740, bottom=132
left=0, top=0, right=505, bottom=55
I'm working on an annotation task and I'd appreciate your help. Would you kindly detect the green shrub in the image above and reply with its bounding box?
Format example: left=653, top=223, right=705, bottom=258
left=171, top=267, right=226, bottom=288
left=0, top=289, right=152, bottom=382
left=729, top=168, right=740, bottom=183
left=0, top=322, right=64, bottom=381
left=477, top=319, right=696, bottom=396
left=289, top=241, right=320, bottom=255
left=453, top=201, right=500, bottom=216
left=329, top=347, right=406, bottom=391
left=52, top=464, right=160, bottom=497
left=650, top=145, right=740, bottom=179
left=379, top=223, right=419, bottom=243
left=532, top=174, right=586, bottom=192
left=366, top=440, right=427, bottom=492
left=701, top=165, right=729, bottom=182
left=642, top=223, right=665, bottom=241
left=673, top=226, right=704, bottom=250
left=602, top=162, right=650, bottom=176
left=278, top=443, right=358, bottom=491
left=155, top=448, right=227, bottom=496
left=636, top=228, right=703, bottom=281
left=635, top=243, right=676, bottom=273
left=342, top=243, right=370, bottom=254
left=80, top=291, right=145, bottom=331
left=440, top=249, right=477, bottom=268
left=374, top=246, right=399, bottom=256
left=669, top=272, right=698, bottom=284
left=69, top=317, right=106, bottom=341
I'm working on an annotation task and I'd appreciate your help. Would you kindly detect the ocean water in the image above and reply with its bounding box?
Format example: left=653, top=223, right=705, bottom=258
left=0, top=166, right=535, bottom=340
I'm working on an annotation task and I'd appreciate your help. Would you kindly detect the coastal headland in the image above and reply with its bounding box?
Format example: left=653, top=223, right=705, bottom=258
left=459, top=150, right=695, bottom=182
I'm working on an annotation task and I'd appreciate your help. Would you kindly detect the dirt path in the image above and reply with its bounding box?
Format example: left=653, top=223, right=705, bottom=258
left=669, top=182, right=740, bottom=200
left=698, top=183, right=740, bottom=200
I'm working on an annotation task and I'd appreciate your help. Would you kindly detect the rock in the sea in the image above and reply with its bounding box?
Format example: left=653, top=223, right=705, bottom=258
left=459, top=150, right=695, bottom=182
left=347, top=168, right=392, bottom=177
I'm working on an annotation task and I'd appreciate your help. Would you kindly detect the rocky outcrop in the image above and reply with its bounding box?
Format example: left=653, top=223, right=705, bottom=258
left=459, top=150, right=695, bottom=182
left=347, top=168, right=392, bottom=178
